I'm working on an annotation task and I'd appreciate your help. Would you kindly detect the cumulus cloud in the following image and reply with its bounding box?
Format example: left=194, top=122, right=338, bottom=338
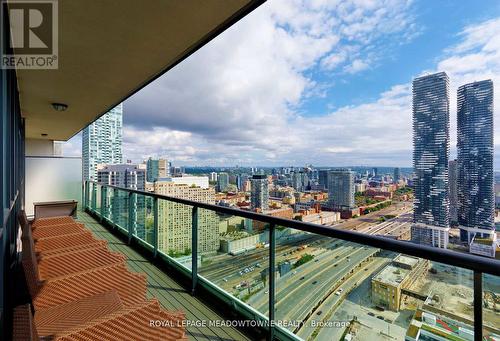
left=63, top=2, right=500, bottom=168
left=119, top=0, right=418, bottom=165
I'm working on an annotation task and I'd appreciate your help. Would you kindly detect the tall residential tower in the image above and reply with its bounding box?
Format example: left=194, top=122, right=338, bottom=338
left=250, top=174, right=269, bottom=210
left=328, top=169, right=355, bottom=210
left=411, top=72, right=450, bottom=248
left=82, top=104, right=123, bottom=180
left=457, top=80, right=495, bottom=244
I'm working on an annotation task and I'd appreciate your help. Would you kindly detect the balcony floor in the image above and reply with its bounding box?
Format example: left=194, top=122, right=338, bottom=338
left=77, top=211, right=252, bottom=341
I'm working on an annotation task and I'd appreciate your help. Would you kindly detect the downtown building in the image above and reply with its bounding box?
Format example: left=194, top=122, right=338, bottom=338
left=82, top=103, right=123, bottom=180
left=318, top=169, right=330, bottom=190
left=449, top=159, right=458, bottom=224
left=411, top=72, right=450, bottom=249
left=393, top=167, right=401, bottom=183
left=456, top=80, right=496, bottom=255
left=250, top=174, right=269, bottom=210
left=217, top=172, right=229, bottom=192
left=146, top=157, right=170, bottom=182
left=97, top=163, right=147, bottom=239
left=154, top=178, right=219, bottom=255
left=328, top=169, right=355, bottom=210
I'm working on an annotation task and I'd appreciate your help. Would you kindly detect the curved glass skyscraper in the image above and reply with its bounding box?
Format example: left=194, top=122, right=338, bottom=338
left=457, top=80, right=494, bottom=243
left=411, top=72, right=450, bottom=248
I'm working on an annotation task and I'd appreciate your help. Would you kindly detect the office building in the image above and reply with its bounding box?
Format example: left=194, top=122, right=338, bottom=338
left=291, top=171, right=308, bottom=192
left=146, top=157, right=169, bottom=182
left=97, top=163, right=146, bottom=238
left=372, top=255, right=429, bottom=311
left=449, top=159, right=458, bottom=224
left=393, top=167, right=401, bottom=183
left=82, top=103, right=123, bottom=180
left=328, top=169, right=355, bottom=210
left=97, top=163, right=146, bottom=190
left=457, top=80, right=495, bottom=244
left=209, top=172, right=218, bottom=182
left=217, top=172, right=229, bottom=192
left=154, top=179, right=219, bottom=254
left=250, top=174, right=269, bottom=210
left=318, top=169, right=330, bottom=190
left=411, top=72, right=450, bottom=249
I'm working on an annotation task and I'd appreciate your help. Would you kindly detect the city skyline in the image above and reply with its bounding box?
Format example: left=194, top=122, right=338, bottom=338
left=62, top=1, right=500, bottom=168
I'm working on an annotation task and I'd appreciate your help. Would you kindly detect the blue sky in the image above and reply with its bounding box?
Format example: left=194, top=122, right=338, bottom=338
left=64, top=0, right=500, bottom=168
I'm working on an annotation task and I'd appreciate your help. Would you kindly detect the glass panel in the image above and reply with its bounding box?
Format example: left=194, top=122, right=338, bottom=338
left=156, top=198, right=194, bottom=268
left=24, top=156, right=82, bottom=216
left=198, top=211, right=270, bottom=318
left=271, top=230, right=475, bottom=341
left=103, top=186, right=113, bottom=221
left=111, top=188, right=129, bottom=231
left=483, top=273, right=500, bottom=340
left=134, top=194, right=154, bottom=247
left=94, top=184, right=101, bottom=213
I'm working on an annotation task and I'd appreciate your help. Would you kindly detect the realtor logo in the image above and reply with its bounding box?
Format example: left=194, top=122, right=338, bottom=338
left=1, top=0, right=58, bottom=69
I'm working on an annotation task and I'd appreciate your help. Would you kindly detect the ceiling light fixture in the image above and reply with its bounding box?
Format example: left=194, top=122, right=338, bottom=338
left=51, top=102, right=68, bottom=111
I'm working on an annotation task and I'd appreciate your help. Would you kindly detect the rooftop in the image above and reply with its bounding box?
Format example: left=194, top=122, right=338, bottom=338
left=373, top=263, right=411, bottom=287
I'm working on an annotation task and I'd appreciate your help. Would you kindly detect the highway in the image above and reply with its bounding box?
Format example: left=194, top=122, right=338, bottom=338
left=297, top=255, right=391, bottom=340
left=247, top=240, right=378, bottom=325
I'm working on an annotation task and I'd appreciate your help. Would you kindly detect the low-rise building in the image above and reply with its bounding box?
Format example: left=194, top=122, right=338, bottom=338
left=300, top=211, right=340, bottom=226
left=220, top=232, right=260, bottom=254
left=371, top=255, right=429, bottom=311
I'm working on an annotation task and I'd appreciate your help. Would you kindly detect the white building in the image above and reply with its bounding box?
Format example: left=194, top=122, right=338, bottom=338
left=157, top=175, right=209, bottom=189
left=82, top=104, right=123, bottom=181
left=154, top=180, right=219, bottom=254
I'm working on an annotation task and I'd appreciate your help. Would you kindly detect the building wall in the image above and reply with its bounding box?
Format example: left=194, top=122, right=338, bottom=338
left=155, top=182, right=219, bottom=254
left=251, top=175, right=269, bottom=210
left=25, top=138, right=55, bottom=156
left=412, top=72, right=450, bottom=248
left=328, top=169, right=355, bottom=209
left=82, top=104, right=123, bottom=181
left=457, top=80, right=495, bottom=241
left=449, top=159, right=458, bottom=224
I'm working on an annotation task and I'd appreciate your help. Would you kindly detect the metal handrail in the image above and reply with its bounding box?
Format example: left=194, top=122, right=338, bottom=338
left=86, top=180, right=500, bottom=276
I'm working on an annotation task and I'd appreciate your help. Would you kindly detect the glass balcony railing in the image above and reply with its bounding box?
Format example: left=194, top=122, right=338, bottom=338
left=84, top=181, right=500, bottom=341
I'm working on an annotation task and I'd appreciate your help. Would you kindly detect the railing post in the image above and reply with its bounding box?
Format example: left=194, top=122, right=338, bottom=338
left=128, top=191, right=134, bottom=244
left=153, top=197, right=159, bottom=258
left=91, top=183, right=97, bottom=211
left=191, top=206, right=198, bottom=295
left=84, top=181, right=90, bottom=209
left=100, top=185, right=106, bottom=221
left=473, top=271, right=483, bottom=341
left=269, top=223, right=276, bottom=340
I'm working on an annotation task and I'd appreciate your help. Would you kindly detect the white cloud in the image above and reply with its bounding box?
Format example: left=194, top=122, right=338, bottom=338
left=344, top=58, right=370, bottom=74
left=116, top=0, right=418, bottom=166
left=63, top=3, right=500, bottom=168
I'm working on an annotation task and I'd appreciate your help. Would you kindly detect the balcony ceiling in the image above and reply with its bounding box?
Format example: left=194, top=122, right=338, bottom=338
left=13, top=0, right=263, bottom=140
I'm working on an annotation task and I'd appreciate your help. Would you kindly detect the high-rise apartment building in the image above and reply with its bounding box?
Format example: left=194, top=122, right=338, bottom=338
left=328, top=169, right=355, bottom=210
left=250, top=174, right=269, bottom=210
left=449, top=159, right=458, bottom=224
left=318, top=169, right=330, bottom=191
left=217, top=172, right=229, bottom=192
left=457, top=80, right=495, bottom=243
left=411, top=72, right=450, bottom=249
left=154, top=179, right=219, bottom=254
left=82, top=103, right=123, bottom=180
left=146, top=157, right=170, bottom=182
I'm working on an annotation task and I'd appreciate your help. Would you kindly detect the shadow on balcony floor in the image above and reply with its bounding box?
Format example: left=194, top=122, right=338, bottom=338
left=77, top=211, right=252, bottom=341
